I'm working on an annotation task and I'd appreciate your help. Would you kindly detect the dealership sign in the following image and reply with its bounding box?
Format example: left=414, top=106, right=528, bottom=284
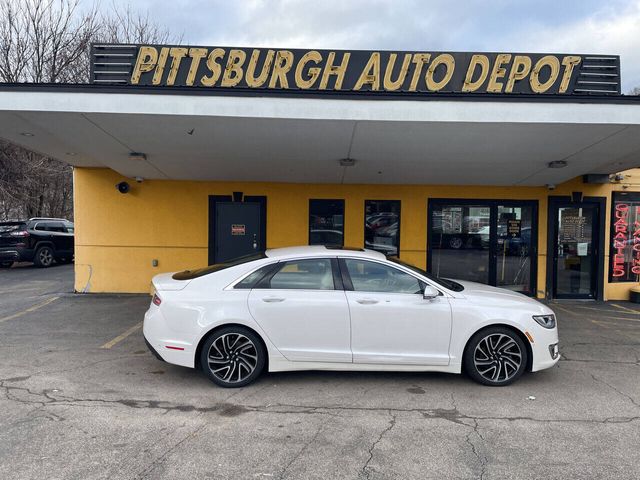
left=91, top=44, right=621, bottom=96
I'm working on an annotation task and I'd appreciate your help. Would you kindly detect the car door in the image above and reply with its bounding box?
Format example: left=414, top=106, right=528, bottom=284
left=247, top=257, right=351, bottom=363
left=48, top=222, right=72, bottom=254
left=340, top=258, right=452, bottom=366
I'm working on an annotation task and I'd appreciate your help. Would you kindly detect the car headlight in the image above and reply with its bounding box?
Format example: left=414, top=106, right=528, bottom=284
left=533, top=314, right=556, bottom=329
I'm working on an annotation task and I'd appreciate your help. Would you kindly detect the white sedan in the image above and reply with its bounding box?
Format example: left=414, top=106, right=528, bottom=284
left=143, top=246, right=559, bottom=388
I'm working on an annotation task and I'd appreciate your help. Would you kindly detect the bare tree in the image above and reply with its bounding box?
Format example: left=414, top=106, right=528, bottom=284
left=0, top=0, right=178, bottom=221
left=629, top=86, right=640, bottom=95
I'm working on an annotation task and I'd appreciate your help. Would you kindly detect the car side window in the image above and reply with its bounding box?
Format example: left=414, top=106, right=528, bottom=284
left=48, top=222, right=66, bottom=233
left=266, top=259, right=335, bottom=290
left=344, top=259, right=423, bottom=294
left=235, top=264, right=278, bottom=289
left=34, top=223, right=48, bottom=231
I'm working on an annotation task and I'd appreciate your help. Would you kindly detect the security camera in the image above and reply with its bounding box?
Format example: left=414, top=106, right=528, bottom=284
left=546, top=184, right=556, bottom=191
left=135, top=176, right=144, bottom=183
left=116, top=181, right=130, bottom=194
left=613, top=173, right=625, bottom=182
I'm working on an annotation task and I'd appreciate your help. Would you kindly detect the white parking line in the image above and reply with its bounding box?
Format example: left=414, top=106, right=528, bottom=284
left=100, top=322, right=143, bottom=349
left=0, top=296, right=59, bottom=324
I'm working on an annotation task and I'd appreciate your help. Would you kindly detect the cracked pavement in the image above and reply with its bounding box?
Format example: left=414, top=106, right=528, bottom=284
left=1, top=265, right=639, bottom=479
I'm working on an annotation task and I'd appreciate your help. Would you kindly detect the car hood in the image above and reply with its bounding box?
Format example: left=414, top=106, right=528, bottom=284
left=450, top=279, right=552, bottom=313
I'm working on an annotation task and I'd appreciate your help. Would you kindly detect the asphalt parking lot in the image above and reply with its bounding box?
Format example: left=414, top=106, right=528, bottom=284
left=1, top=264, right=639, bottom=480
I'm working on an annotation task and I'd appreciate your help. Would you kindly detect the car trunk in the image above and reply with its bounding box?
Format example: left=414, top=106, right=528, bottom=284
left=0, top=222, right=28, bottom=247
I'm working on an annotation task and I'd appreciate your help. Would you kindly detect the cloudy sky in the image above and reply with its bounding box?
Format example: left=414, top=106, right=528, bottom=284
left=109, top=0, right=640, bottom=92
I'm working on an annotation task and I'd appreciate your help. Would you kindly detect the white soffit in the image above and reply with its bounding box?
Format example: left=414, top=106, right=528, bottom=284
left=0, top=90, right=639, bottom=186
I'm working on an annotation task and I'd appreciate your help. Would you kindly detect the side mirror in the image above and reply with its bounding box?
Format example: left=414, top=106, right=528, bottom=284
left=423, top=285, right=439, bottom=300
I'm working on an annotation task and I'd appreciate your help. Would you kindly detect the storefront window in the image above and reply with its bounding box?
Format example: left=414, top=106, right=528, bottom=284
left=309, top=199, right=344, bottom=246
left=429, top=200, right=536, bottom=295
left=610, top=192, right=640, bottom=283
left=430, top=204, right=491, bottom=284
left=365, top=200, right=400, bottom=256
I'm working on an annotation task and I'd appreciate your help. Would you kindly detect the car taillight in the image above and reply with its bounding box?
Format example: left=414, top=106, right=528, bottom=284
left=10, top=230, right=29, bottom=237
left=152, top=293, right=162, bottom=306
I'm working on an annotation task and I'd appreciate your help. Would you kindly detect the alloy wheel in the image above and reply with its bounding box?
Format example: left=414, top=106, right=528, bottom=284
left=38, top=248, right=53, bottom=267
left=207, top=333, right=258, bottom=384
left=473, top=333, right=522, bottom=383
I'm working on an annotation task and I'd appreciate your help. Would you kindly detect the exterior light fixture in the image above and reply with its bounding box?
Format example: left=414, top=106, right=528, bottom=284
left=20, top=132, right=34, bottom=137
left=129, top=152, right=147, bottom=161
left=547, top=160, right=568, bottom=169
left=65, top=152, right=77, bottom=156
left=339, top=158, right=356, bottom=167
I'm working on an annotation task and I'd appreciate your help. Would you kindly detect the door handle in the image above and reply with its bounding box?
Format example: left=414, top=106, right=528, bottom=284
left=262, top=296, right=285, bottom=303
left=356, top=298, right=379, bottom=305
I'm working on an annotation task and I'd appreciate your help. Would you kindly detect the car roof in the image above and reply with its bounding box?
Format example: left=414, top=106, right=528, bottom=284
left=265, top=245, right=386, bottom=260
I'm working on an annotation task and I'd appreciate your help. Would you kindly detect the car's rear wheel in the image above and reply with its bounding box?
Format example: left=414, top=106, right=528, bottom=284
left=464, top=327, right=528, bottom=386
left=34, top=246, right=54, bottom=268
left=200, top=326, right=265, bottom=388
left=0, top=261, right=13, bottom=268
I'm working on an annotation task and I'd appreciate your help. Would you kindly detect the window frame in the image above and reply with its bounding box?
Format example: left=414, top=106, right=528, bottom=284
left=338, top=257, right=426, bottom=295
left=308, top=199, right=345, bottom=247
left=254, top=257, right=342, bottom=291
left=364, top=199, right=401, bottom=257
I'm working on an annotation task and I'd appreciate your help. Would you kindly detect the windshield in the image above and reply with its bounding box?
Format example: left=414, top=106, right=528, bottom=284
left=172, top=252, right=267, bottom=280
left=388, top=256, right=464, bottom=292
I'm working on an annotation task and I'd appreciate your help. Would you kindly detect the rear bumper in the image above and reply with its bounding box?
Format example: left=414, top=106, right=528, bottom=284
left=144, top=336, right=166, bottom=362
left=0, top=247, right=33, bottom=262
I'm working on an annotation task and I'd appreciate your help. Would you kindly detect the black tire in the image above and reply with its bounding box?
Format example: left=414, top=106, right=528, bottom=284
left=464, top=326, right=528, bottom=387
left=0, top=261, right=13, bottom=268
left=200, top=326, right=266, bottom=388
left=33, top=246, right=55, bottom=268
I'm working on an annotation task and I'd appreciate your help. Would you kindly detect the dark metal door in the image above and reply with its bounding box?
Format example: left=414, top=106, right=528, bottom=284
left=214, top=202, right=261, bottom=263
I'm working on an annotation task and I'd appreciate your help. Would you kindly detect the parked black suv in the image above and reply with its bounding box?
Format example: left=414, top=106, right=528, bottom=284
left=0, top=218, right=74, bottom=268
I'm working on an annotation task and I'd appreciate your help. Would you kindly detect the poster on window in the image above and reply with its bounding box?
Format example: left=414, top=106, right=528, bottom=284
left=610, top=192, right=640, bottom=282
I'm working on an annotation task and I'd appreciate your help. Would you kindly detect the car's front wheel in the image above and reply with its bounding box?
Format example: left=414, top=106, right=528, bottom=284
left=464, top=327, right=528, bottom=386
left=200, top=326, right=266, bottom=388
left=34, top=246, right=55, bottom=268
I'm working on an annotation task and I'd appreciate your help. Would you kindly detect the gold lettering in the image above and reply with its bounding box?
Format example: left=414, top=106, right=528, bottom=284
left=408, top=53, right=431, bottom=91
left=246, top=49, right=275, bottom=88
left=295, top=51, right=323, bottom=89
left=559, top=56, right=581, bottom=93
left=383, top=53, right=411, bottom=91
left=269, top=50, right=294, bottom=88
left=487, top=54, right=512, bottom=93
left=530, top=55, right=560, bottom=93
left=201, top=48, right=225, bottom=86
left=166, top=47, right=188, bottom=86
left=152, top=47, right=169, bottom=85
left=131, top=46, right=158, bottom=84
left=462, top=54, right=489, bottom=92
left=354, top=52, right=381, bottom=90
left=319, top=51, right=351, bottom=90
left=185, top=48, right=207, bottom=86
left=425, top=54, right=455, bottom=91
left=505, top=55, right=532, bottom=93
left=221, top=49, right=246, bottom=87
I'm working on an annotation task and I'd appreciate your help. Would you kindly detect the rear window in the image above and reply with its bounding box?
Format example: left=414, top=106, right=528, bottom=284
left=172, top=252, right=267, bottom=280
left=0, top=222, right=26, bottom=234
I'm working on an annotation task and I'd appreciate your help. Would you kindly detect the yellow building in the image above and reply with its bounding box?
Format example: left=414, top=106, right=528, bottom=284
left=1, top=44, right=640, bottom=300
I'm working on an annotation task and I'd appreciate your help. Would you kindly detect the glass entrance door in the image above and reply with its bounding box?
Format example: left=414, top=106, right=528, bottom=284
left=554, top=205, right=598, bottom=298
left=429, top=200, right=537, bottom=295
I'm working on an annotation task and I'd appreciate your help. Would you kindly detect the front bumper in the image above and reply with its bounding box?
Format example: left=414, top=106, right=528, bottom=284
left=529, top=325, right=560, bottom=372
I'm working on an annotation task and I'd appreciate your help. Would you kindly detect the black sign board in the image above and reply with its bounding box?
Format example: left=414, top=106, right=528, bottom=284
left=507, top=219, right=522, bottom=238
left=90, top=44, right=621, bottom=96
